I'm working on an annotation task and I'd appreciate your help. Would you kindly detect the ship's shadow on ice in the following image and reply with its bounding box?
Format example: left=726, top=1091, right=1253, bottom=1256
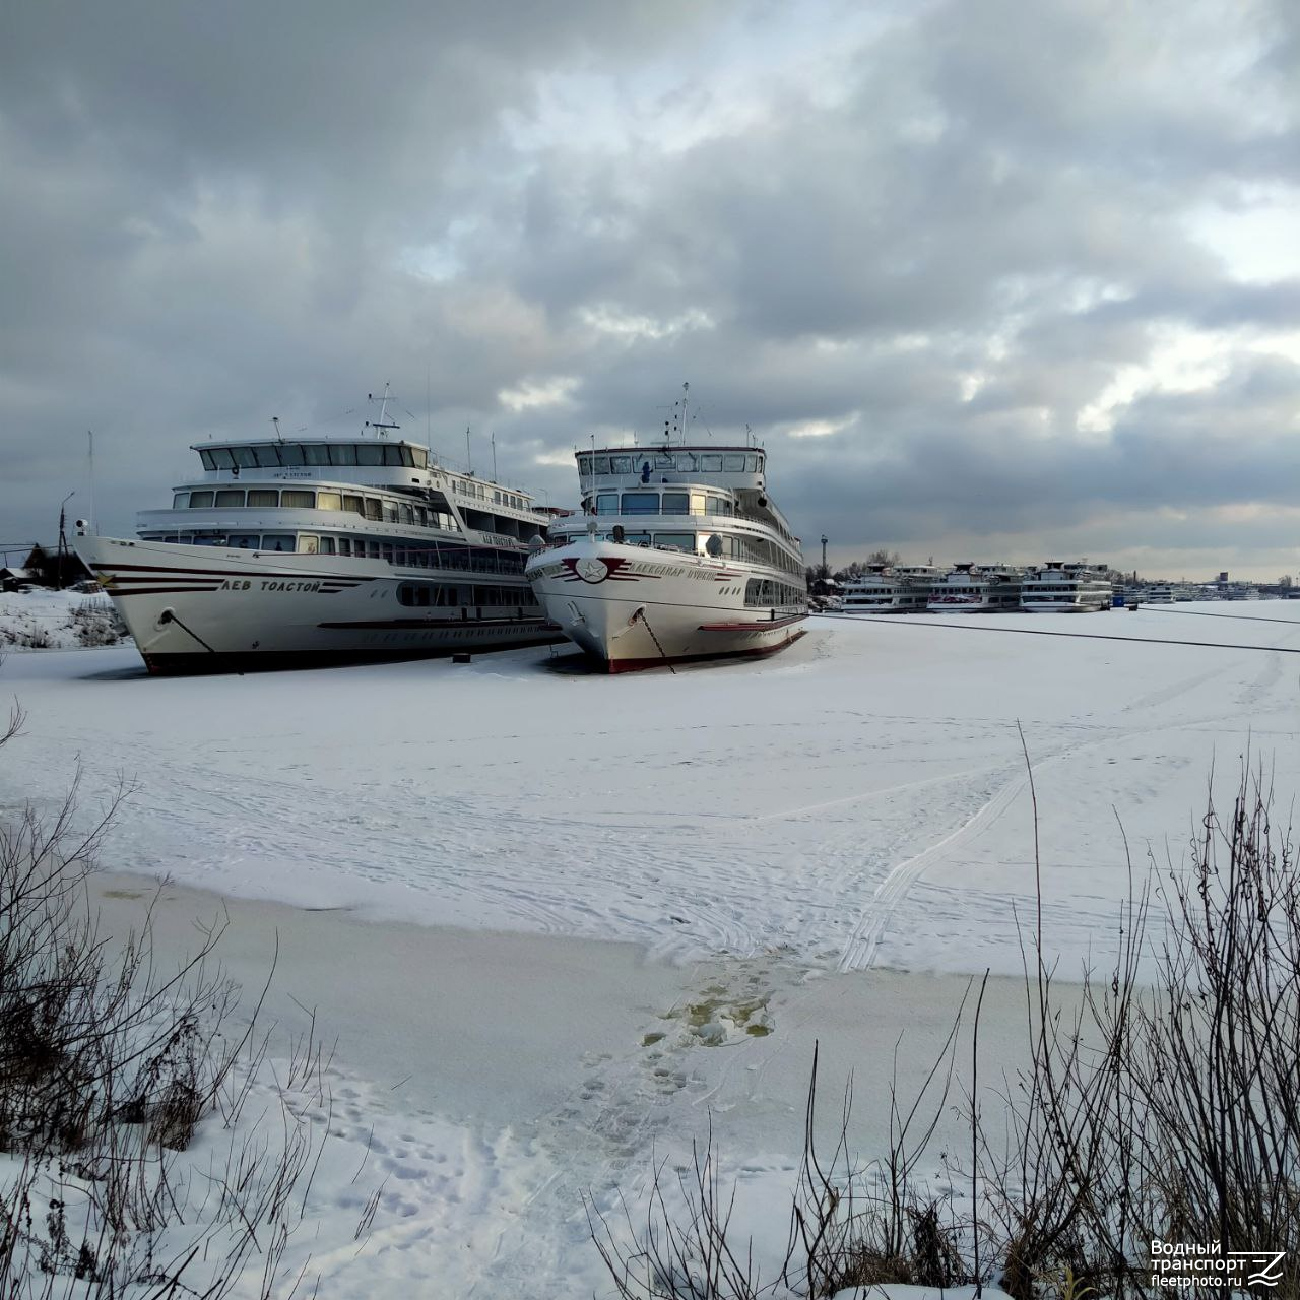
left=79, top=663, right=152, bottom=681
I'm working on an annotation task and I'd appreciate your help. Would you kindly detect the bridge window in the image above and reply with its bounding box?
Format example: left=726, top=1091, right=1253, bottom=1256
left=621, top=493, right=659, bottom=513
left=412, top=448, right=429, bottom=469
left=254, top=446, right=281, bottom=468
left=278, top=444, right=306, bottom=465
left=356, top=444, right=384, bottom=466
left=247, top=489, right=278, bottom=507
left=654, top=532, right=696, bottom=552
left=723, top=454, right=745, bottom=471
left=303, top=443, right=332, bottom=466
left=609, top=455, right=633, bottom=473
left=233, top=447, right=257, bottom=469
left=699, top=454, right=723, bottom=470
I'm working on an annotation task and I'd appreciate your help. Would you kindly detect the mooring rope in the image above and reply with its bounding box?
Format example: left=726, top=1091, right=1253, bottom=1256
left=158, top=608, right=217, bottom=654
left=830, top=613, right=1300, bottom=655
left=635, top=607, right=677, bottom=674
left=1135, top=606, right=1300, bottom=628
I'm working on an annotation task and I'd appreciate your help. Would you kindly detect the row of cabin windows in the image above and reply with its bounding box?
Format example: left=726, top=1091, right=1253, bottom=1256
left=578, top=451, right=762, bottom=476
left=596, top=530, right=800, bottom=572
left=593, top=492, right=734, bottom=517
left=145, top=532, right=527, bottom=573
left=397, top=583, right=538, bottom=608
left=198, top=443, right=430, bottom=471
left=744, top=579, right=806, bottom=608
left=176, top=489, right=457, bottom=530
left=446, top=478, right=528, bottom=511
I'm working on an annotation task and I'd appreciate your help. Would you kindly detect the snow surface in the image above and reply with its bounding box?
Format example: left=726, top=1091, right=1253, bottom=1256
left=2, top=604, right=1296, bottom=1296
left=0, top=586, right=125, bottom=649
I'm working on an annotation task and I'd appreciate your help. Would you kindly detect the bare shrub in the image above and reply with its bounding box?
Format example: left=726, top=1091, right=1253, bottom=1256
left=0, top=693, right=334, bottom=1297
left=68, top=600, right=126, bottom=647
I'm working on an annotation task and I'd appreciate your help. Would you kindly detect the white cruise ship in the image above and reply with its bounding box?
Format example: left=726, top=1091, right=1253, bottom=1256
left=526, top=441, right=806, bottom=671
left=926, top=564, right=1025, bottom=612
left=841, top=563, right=941, bottom=612
left=75, top=397, right=558, bottom=673
left=1020, top=562, right=1114, bottom=612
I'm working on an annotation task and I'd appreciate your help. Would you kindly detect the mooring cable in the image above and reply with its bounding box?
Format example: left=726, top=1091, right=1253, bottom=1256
left=1134, top=606, right=1300, bottom=628
left=829, top=613, right=1300, bottom=655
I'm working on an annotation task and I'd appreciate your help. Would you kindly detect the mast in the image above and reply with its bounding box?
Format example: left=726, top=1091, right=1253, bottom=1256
left=366, top=383, right=400, bottom=438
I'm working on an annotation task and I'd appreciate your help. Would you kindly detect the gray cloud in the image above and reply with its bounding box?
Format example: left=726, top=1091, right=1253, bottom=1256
left=2, top=0, right=1298, bottom=579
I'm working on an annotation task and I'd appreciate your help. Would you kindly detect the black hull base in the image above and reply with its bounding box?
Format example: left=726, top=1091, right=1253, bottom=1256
left=140, top=634, right=563, bottom=676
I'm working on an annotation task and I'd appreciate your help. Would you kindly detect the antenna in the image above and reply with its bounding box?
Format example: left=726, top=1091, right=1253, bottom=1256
left=86, top=431, right=98, bottom=536
left=491, top=432, right=498, bottom=483
left=272, top=416, right=283, bottom=443
left=465, top=427, right=473, bottom=475
left=681, top=381, right=689, bottom=445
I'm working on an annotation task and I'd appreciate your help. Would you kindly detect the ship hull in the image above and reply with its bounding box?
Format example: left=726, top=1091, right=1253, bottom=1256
left=527, top=537, right=805, bottom=672
left=76, top=536, right=559, bottom=674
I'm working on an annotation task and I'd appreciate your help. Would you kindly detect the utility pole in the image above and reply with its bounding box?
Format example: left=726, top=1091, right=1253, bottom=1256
left=57, top=492, right=75, bottom=588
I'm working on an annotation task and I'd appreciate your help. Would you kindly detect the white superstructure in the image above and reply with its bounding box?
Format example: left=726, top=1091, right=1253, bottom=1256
left=75, top=396, right=558, bottom=673
left=926, top=564, right=1025, bottom=612
left=840, top=564, right=941, bottom=612
left=1020, top=562, right=1114, bottom=612
left=526, top=440, right=806, bottom=671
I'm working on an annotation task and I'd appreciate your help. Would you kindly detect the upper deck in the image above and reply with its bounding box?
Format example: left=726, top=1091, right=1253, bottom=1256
left=577, top=446, right=767, bottom=494
left=185, top=438, right=542, bottom=520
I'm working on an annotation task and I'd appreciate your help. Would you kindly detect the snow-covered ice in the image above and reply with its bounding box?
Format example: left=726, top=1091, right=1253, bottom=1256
left=4, top=605, right=1296, bottom=977
left=2, top=603, right=1296, bottom=1295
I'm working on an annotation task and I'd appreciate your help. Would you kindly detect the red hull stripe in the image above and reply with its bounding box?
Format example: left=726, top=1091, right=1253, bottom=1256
left=109, top=585, right=224, bottom=597
left=93, top=562, right=376, bottom=583
left=317, top=617, right=550, bottom=630
left=604, top=630, right=806, bottom=673
left=697, top=615, right=806, bottom=632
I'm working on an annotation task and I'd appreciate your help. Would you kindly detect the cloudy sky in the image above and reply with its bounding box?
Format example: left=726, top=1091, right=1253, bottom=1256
left=3, top=0, right=1298, bottom=579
